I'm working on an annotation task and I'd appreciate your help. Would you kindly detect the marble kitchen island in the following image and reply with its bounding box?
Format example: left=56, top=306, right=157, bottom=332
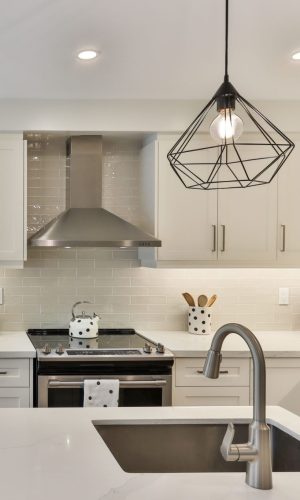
left=1, top=405, right=300, bottom=499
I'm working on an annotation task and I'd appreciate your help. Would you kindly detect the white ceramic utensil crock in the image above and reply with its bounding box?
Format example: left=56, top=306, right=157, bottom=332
left=69, top=301, right=99, bottom=338
left=188, top=306, right=212, bottom=335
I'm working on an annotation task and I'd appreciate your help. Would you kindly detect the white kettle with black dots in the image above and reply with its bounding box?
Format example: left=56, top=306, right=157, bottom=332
left=69, top=301, right=100, bottom=339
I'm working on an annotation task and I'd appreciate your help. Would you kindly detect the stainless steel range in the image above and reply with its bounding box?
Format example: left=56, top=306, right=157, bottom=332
left=27, top=329, right=173, bottom=407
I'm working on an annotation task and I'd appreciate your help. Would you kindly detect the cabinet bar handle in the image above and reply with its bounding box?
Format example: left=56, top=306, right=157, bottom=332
left=221, top=225, right=226, bottom=252
left=197, top=370, right=229, bottom=375
left=212, top=225, right=216, bottom=252
left=48, top=380, right=167, bottom=388
left=280, top=224, right=286, bottom=252
left=0, top=371, right=7, bottom=375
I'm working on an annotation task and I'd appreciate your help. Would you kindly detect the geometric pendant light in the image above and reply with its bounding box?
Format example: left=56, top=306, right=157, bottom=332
left=167, top=0, right=294, bottom=190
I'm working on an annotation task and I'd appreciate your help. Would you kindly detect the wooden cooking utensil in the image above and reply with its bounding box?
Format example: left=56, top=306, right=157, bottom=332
left=207, top=294, right=217, bottom=307
left=182, top=292, right=195, bottom=307
left=198, top=295, right=208, bottom=307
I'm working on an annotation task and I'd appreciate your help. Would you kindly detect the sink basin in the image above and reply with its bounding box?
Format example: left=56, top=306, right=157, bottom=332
left=94, top=422, right=300, bottom=473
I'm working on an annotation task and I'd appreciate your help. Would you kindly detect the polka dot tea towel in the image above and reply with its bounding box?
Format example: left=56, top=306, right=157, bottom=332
left=83, top=379, right=119, bottom=407
left=188, top=306, right=212, bottom=335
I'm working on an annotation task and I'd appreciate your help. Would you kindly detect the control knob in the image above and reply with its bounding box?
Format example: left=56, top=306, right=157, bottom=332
left=56, top=344, right=64, bottom=355
left=42, top=343, right=51, bottom=355
left=143, top=343, right=152, bottom=354
left=156, top=343, right=165, bottom=354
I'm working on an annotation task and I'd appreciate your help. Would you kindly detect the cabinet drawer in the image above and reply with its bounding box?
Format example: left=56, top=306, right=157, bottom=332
left=0, top=359, right=29, bottom=387
left=250, top=358, right=300, bottom=416
left=0, top=388, right=30, bottom=407
left=175, top=358, right=250, bottom=387
left=173, top=386, right=250, bottom=406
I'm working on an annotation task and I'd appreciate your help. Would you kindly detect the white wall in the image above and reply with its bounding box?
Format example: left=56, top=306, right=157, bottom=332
left=1, top=99, right=300, bottom=132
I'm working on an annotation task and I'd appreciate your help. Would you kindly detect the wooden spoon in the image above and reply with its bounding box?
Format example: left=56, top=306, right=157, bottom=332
left=207, top=294, right=217, bottom=307
left=182, top=292, right=195, bottom=307
left=198, top=295, right=208, bottom=307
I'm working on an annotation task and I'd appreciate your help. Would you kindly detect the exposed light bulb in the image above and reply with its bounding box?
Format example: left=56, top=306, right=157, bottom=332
left=210, top=109, right=243, bottom=142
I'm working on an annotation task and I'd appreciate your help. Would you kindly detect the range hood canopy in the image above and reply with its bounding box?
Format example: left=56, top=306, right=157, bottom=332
left=28, top=136, right=161, bottom=248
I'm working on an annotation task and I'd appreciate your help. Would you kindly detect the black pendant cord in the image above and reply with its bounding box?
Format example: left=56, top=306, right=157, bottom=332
left=224, top=0, right=229, bottom=82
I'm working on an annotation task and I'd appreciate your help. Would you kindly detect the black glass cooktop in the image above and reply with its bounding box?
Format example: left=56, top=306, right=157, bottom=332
left=27, top=328, right=156, bottom=351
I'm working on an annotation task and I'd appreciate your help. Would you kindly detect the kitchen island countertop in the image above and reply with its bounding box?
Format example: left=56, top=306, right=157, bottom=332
left=0, top=405, right=300, bottom=499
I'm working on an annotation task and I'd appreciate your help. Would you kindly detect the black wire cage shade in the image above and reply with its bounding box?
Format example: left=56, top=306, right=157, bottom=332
left=167, top=81, right=295, bottom=190
left=167, top=1, right=295, bottom=190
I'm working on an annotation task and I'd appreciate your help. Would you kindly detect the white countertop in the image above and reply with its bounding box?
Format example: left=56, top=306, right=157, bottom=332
left=0, top=331, right=35, bottom=358
left=140, top=330, right=300, bottom=357
left=1, top=329, right=300, bottom=359
left=1, top=405, right=300, bottom=500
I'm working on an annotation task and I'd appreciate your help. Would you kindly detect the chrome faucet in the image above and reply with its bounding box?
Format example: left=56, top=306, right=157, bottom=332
left=203, top=323, right=272, bottom=490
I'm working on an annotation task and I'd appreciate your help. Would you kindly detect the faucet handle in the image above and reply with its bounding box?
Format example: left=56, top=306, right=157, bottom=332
left=221, top=423, right=239, bottom=462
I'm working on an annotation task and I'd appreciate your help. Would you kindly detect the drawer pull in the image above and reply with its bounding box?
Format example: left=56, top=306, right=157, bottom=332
left=197, top=370, right=229, bottom=375
left=0, top=371, right=7, bottom=375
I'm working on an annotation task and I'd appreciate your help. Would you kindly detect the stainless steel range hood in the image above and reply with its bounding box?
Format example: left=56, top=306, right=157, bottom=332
left=28, top=136, right=161, bottom=248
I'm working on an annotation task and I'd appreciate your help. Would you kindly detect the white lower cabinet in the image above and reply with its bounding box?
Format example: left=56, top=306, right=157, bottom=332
left=0, top=358, right=32, bottom=407
left=263, top=358, right=300, bottom=416
left=0, top=388, right=29, bottom=408
left=173, top=357, right=250, bottom=406
left=0, top=358, right=30, bottom=387
left=173, top=386, right=249, bottom=406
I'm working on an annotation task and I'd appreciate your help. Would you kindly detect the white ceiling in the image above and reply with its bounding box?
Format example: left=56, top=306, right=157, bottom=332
left=1, top=0, right=300, bottom=100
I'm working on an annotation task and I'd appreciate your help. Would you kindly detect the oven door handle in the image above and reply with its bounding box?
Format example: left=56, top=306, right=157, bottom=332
left=48, top=380, right=167, bottom=389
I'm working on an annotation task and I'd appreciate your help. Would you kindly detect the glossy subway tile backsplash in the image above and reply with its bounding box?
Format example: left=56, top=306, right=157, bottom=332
left=0, top=135, right=300, bottom=331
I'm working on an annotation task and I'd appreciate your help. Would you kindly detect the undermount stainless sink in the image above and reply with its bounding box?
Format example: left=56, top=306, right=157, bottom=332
left=94, top=422, right=300, bottom=474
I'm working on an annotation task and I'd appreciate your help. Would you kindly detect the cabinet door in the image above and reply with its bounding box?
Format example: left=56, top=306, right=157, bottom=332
left=173, top=386, right=249, bottom=406
left=0, top=359, right=30, bottom=387
left=264, top=359, right=300, bottom=416
left=277, top=134, right=300, bottom=264
left=0, top=136, right=25, bottom=262
left=175, top=358, right=250, bottom=387
left=0, top=388, right=29, bottom=408
left=217, top=134, right=277, bottom=263
left=157, top=136, right=218, bottom=261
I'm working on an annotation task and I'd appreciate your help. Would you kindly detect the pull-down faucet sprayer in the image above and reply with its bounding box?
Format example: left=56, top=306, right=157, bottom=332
left=203, top=323, right=272, bottom=490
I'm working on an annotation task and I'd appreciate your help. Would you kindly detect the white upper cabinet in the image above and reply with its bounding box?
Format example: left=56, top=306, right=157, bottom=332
left=139, top=133, right=279, bottom=267
left=0, top=135, right=26, bottom=267
left=157, top=136, right=217, bottom=261
left=217, top=175, right=277, bottom=263
left=277, top=133, right=300, bottom=265
left=216, top=133, right=277, bottom=263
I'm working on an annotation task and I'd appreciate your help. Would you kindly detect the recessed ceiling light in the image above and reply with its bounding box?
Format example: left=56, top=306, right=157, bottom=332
left=77, top=50, right=98, bottom=61
left=292, top=51, right=300, bottom=61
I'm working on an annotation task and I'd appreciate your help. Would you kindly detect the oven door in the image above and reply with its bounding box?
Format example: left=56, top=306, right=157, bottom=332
left=38, top=375, right=172, bottom=407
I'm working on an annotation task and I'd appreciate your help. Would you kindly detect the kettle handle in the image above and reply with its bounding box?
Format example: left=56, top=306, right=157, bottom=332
left=71, top=301, right=91, bottom=320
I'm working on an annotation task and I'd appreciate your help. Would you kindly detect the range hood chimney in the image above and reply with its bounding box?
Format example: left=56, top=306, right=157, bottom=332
left=28, top=136, right=161, bottom=248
